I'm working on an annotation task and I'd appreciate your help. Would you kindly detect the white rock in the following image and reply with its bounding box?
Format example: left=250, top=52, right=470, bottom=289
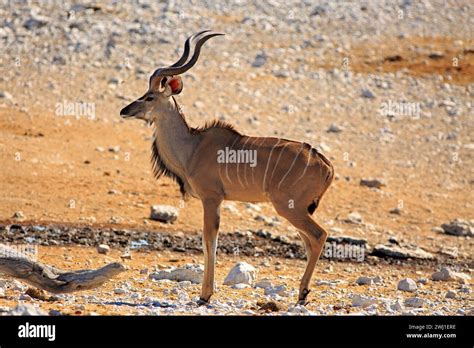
left=97, top=244, right=110, bottom=254
left=431, top=267, right=471, bottom=282
left=404, top=297, right=424, bottom=308
left=0, top=91, right=13, bottom=101
left=150, top=205, right=179, bottom=223
left=351, top=294, right=377, bottom=308
left=8, top=304, right=47, bottom=316
left=149, top=264, right=203, bottom=284
left=255, top=278, right=273, bottom=289
left=346, top=212, right=363, bottom=224
left=264, top=284, right=289, bottom=297
left=223, top=262, right=257, bottom=286
left=288, top=304, right=310, bottom=314
left=397, top=278, right=417, bottom=292
left=390, top=299, right=404, bottom=312
left=231, top=283, right=251, bottom=289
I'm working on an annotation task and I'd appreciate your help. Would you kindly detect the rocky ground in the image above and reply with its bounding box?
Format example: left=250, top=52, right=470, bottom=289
left=0, top=1, right=473, bottom=315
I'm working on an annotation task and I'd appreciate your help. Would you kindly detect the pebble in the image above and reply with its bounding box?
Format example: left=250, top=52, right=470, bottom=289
left=345, top=212, right=363, bottom=224
left=404, top=297, right=424, bottom=308
left=351, top=294, right=377, bottom=308
left=445, top=290, right=456, bottom=299
left=327, top=123, right=344, bottom=133
left=361, top=88, right=376, bottom=99
left=0, top=91, right=13, bottom=101
left=97, top=244, right=110, bottom=254
left=360, top=178, right=386, bottom=189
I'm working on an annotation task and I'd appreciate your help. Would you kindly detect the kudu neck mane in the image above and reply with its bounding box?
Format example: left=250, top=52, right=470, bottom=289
left=151, top=96, right=240, bottom=197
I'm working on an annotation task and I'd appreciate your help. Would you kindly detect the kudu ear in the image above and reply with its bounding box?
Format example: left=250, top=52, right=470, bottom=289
left=164, top=76, right=183, bottom=97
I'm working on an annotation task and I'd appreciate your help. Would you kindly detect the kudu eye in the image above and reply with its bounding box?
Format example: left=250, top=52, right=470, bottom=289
left=144, top=96, right=154, bottom=102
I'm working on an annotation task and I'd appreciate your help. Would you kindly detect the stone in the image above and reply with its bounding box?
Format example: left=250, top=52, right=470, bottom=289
left=257, top=301, right=285, bottom=312
left=397, top=278, right=417, bottom=292
left=371, top=244, right=434, bottom=260
left=431, top=267, right=471, bottom=282
left=351, top=294, right=377, bottom=308
left=223, top=262, right=257, bottom=286
left=264, top=284, right=289, bottom=297
left=361, top=88, right=376, bottom=99
left=8, top=304, right=47, bottom=316
left=404, top=297, right=424, bottom=308
left=150, top=205, right=179, bottom=223
left=440, top=219, right=473, bottom=237
left=255, top=278, right=273, bottom=289
left=445, top=290, right=456, bottom=299
left=390, top=300, right=404, bottom=312
left=12, top=211, right=25, bottom=221
left=355, top=276, right=373, bottom=285
left=120, top=252, right=132, bottom=260
left=231, top=283, right=251, bottom=289
left=0, top=91, right=13, bottom=101
left=345, top=212, right=363, bottom=224
left=251, top=52, right=267, bottom=68
left=360, top=178, right=386, bottom=189
left=108, top=146, right=121, bottom=153
left=327, top=123, right=343, bottom=133
left=97, top=244, right=110, bottom=254
left=149, top=264, right=203, bottom=284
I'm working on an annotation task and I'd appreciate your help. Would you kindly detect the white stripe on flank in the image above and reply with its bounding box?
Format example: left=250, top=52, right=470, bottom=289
left=252, top=138, right=266, bottom=185
left=262, top=139, right=281, bottom=191
left=269, top=142, right=290, bottom=185
left=291, top=146, right=312, bottom=186
left=278, top=143, right=305, bottom=189
left=225, top=137, right=240, bottom=184
left=245, top=137, right=259, bottom=187
left=238, top=137, right=252, bottom=188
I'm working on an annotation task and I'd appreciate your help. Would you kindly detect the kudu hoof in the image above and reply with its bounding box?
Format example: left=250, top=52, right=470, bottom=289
left=197, top=298, right=210, bottom=306
left=297, top=289, right=311, bottom=306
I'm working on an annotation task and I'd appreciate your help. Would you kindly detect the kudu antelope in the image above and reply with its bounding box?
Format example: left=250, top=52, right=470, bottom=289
left=120, top=31, right=334, bottom=305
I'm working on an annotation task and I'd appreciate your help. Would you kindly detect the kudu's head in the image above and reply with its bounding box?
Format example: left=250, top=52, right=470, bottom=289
left=120, top=30, right=224, bottom=122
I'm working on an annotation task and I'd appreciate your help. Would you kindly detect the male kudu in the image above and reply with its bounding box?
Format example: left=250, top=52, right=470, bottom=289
left=120, top=30, right=334, bottom=305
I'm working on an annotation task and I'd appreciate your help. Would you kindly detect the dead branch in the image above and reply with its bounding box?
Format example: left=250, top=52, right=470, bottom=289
left=0, top=244, right=125, bottom=293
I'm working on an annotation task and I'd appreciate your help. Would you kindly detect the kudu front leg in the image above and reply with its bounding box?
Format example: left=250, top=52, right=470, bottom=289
left=198, top=197, right=222, bottom=304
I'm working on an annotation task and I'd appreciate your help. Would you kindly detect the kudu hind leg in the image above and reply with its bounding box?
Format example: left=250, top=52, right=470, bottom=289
left=199, top=198, right=222, bottom=304
left=283, top=212, right=328, bottom=304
